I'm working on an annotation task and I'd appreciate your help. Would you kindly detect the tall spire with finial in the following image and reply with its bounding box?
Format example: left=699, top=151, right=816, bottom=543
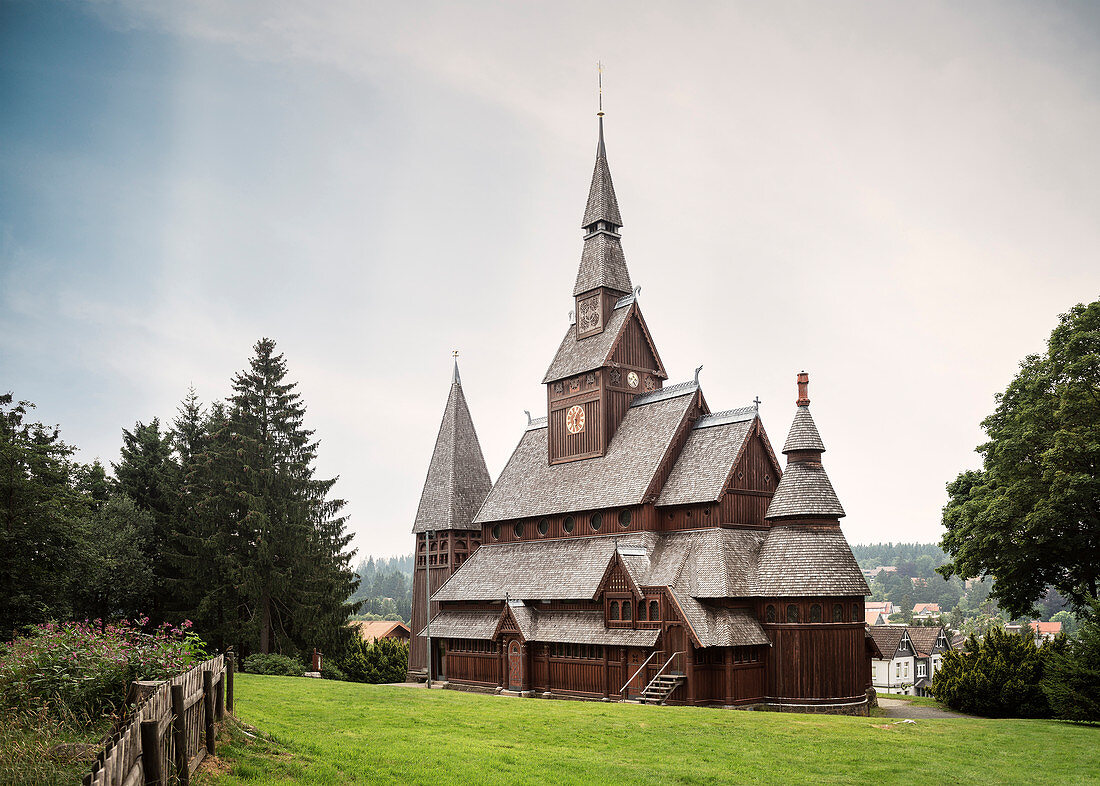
left=574, top=62, right=632, bottom=307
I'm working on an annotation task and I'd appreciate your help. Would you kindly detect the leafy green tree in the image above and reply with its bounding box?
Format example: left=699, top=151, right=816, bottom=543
left=0, top=395, right=88, bottom=637
left=1042, top=600, right=1100, bottom=722
left=1052, top=610, right=1078, bottom=638
left=939, top=300, right=1100, bottom=617
left=71, top=496, right=156, bottom=620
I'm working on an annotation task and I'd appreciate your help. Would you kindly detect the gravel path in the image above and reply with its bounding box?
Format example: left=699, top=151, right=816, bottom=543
left=877, top=697, right=973, bottom=719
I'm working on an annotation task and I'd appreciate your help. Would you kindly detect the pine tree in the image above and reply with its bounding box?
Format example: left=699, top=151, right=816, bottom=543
left=226, top=338, right=358, bottom=656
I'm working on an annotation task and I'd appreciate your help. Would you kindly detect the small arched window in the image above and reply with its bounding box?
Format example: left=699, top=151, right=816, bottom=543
left=513, top=522, right=524, bottom=539
left=537, top=518, right=549, bottom=536
left=610, top=601, right=620, bottom=620
left=563, top=516, right=575, bottom=533
left=833, top=604, right=844, bottom=622
left=766, top=604, right=776, bottom=623
left=787, top=604, right=799, bottom=623
left=590, top=513, right=603, bottom=532
left=622, top=600, right=632, bottom=621
left=810, top=604, right=822, bottom=623
left=638, top=602, right=647, bottom=621
left=851, top=604, right=861, bottom=623
left=618, top=509, right=632, bottom=528
left=650, top=600, right=660, bottom=621
left=491, top=524, right=501, bottom=541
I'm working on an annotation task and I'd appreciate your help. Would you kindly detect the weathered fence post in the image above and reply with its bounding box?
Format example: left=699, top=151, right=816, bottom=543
left=171, top=684, right=189, bottom=785
left=215, top=664, right=225, bottom=720
left=203, top=670, right=216, bottom=756
left=140, top=718, right=163, bottom=786
left=226, top=652, right=235, bottom=714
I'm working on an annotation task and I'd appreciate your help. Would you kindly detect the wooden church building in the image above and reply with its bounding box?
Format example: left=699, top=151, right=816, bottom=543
left=407, top=117, right=873, bottom=713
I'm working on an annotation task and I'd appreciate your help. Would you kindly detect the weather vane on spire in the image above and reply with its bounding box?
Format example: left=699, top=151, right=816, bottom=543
left=597, top=61, right=604, bottom=117
left=452, top=349, right=459, bottom=359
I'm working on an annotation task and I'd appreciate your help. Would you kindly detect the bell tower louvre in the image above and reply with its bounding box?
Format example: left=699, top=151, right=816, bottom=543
left=406, top=107, right=871, bottom=714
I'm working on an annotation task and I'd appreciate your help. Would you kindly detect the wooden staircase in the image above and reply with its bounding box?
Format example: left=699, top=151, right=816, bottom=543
left=639, top=672, right=685, bottom=705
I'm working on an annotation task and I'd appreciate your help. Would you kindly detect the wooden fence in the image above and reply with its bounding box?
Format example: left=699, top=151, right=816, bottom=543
left=82, top=653, right=235, bottom=786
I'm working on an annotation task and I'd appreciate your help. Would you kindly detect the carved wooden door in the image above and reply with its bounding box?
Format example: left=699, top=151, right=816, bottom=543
left=508, top=640, right=522, bottom=689
left=627, top=650, right=646, bottom=699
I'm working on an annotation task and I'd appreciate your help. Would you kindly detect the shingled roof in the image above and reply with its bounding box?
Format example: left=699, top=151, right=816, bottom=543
left=868, top=626, right=912, bottom=660
left=765, top=463, right=845, bottom=520
left=907, top=626, right=949, bottom=657
left=574, top=232, right=632, bottom=297
left=656, top=410, right=756, bottom=506
left=668, top=590, right=771, bottom=648
left=420, top=608, right=659, bottom=647
left=752, top=526, right=869, bottom=596
left=472, top=384, right=699, bottom=523
left=543, top=297, right=633, bottom=383
left=782, top=406, right=825, bottom=453
left=412, top=365, right=492, bottom=533
left=582, top=116, right=623, bottom=229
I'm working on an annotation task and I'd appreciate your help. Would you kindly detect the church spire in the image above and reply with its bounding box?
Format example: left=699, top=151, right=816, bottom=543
left=574, top=114, right=632, bottom=302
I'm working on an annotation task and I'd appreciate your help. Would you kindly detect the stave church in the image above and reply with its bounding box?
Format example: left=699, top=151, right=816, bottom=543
left=406, top=114, right=873, bottom=713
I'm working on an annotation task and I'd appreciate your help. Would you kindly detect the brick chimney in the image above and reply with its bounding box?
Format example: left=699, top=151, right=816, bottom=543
left=796, top=371, right=810, bottom=407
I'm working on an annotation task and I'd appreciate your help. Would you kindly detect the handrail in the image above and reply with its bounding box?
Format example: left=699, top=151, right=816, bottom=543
left=619, top=651, right=659, bottom=695
left=652, top=650, right=683, bottom=682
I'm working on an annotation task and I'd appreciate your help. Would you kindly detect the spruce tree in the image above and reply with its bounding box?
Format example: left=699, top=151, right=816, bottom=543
left=226, top=338, right=357, bottom=656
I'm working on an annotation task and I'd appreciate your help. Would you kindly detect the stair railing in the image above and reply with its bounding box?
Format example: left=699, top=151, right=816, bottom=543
left=619, top=651, right=659, bottom=699
left=642, top=650, right=686, bottom=701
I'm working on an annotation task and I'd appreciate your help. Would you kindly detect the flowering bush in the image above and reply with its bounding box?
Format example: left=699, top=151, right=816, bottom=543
left=0, top=617, right=208, bottom=718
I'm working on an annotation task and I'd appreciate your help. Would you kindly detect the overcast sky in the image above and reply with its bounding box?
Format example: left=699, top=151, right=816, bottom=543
left=3, top=1, right=1098, bottom=560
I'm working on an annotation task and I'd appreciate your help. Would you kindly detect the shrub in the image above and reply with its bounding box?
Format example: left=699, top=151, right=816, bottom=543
left=321, top=662, right=347, bottom=681
left=243, top=653, right=303, bottom=676
left=339, top=637, right=408, bottom=684
left=932, top=627, right=1054, bottom=717
left=1042, top=600, right=1100, bottom=723
left=0, top=617, right=207, bottom=719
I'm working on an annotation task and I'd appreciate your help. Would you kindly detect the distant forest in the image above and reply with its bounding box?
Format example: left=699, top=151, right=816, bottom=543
left=851, top=542, right=1069, bottom=624
left=349, top=554, right=413, bottom=623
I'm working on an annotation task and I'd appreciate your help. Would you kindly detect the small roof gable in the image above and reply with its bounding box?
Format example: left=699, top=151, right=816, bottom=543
left=907, top=626, right=949, bottom=656
left=413, top=373, right=492, bottom=533
left=765, top=462, right=845, bottom=520
left=656, top=411, right=757, bottom=506
left=752, top=526, right=869, bottom=596
left=543, top=298, right=632, bottom=384
left=473, top=384, right=698, bottom=523
left=868, top=626, right=908, bottom=659
left=667, top=588, right=770, bottom=648
left=782, top=406, right=825, bottom=453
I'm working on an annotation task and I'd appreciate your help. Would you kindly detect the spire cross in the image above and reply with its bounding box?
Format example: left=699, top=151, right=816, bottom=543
left=753, top=396, right=762, bottom=413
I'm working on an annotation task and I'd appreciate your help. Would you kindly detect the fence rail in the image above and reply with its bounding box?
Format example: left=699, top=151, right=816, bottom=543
left=82, top=653, right=235, bottom=786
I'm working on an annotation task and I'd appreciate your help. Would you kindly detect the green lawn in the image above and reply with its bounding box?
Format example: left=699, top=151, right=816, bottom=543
left=201, top=674, right=1099, bottom=785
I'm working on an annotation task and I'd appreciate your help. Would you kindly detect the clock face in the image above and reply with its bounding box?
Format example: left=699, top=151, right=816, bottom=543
left=627, top=371, right=640, bottom=388
left=565, top=405, right=586, bottom=434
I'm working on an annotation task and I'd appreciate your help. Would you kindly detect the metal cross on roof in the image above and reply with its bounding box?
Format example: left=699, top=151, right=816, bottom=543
left=754, top=396, right=762, bottom=413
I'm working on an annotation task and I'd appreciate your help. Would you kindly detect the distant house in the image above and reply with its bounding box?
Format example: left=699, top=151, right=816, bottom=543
left=912, top=603, right=941, bottom=620
left=352, top=620, right=411, bottom=644
left=866, top=601, right=895, bottom=616
left=907, top=626, right=952, bottom=697
left=862, top=566, right=897, bottom=580
left=1028, top=620, right=1062, bottom=643
left=865, top=609, right=887, bottom=626
left=868, top=626, right=917, bottom=696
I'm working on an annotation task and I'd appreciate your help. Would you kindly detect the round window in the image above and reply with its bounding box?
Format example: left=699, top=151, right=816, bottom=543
left=590, top=513, right=602, bottom=532
left=491, top=524, right=501, bottom=541
left=513, top=522, right=524, bottom=539
left=563, top=516, right=575, bottom=534
left=538, top=518, right=549, bottom=536
left=618, top=510, right=631, bottom=528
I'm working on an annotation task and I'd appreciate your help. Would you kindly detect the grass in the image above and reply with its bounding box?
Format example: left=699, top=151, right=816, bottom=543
left=0, top=706, right=111, bottom=786
left=198, top=674, right=1100, bottom=785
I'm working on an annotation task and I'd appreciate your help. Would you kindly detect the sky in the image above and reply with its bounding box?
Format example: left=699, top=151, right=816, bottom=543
left=2, top=1, right=1099, bottom=560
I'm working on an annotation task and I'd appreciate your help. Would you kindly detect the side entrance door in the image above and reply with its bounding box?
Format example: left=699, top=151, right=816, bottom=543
left=626, top=650, right=648, bottom=699
left=508, top=640, right=522, bottom=690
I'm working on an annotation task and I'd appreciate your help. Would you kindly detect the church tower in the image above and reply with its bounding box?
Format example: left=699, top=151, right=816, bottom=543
left=542, top=116, right=668, bottom=464
left=407, top=361, right=492, bottom=676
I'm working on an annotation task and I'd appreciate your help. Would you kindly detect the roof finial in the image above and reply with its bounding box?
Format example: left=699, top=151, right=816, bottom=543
left=694, top=365, right=703, bottom=385
left=754, top=396, right=762, bottom=414
left=524, top=409, right=532, bottom=425
left=796, top=371, right=810, bottom=407
left=597, top=61, right=604, bottom=117
left=452, top=350, right=461, bottom=385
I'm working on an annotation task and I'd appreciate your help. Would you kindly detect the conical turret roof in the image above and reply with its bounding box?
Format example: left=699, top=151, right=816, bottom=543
left=581, top=117, right=622, bottom=228
left=782, top=406, right=825, bottom=453
left=413, top=366, right=492, bottom=533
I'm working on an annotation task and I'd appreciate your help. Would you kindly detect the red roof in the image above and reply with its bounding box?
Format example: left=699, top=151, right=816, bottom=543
left=913, top=603, right=941, bottom=614
left=351, top=620, right=411, bottom=641
left=1029, top=620, right=1062, bottom=635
